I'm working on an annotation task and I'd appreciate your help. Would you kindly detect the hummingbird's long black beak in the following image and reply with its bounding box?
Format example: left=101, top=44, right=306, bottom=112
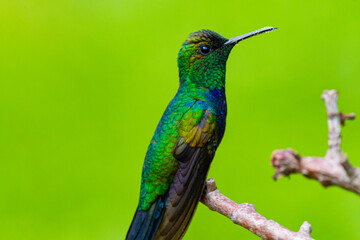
left=224, top=27, right=277, bottom=46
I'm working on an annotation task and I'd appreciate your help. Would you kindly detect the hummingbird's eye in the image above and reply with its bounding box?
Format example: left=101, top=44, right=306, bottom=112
left=199, top=44, right=212, bottom=56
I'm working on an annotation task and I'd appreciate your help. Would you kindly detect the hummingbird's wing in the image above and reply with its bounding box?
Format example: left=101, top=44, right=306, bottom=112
left=127, top=101, right=220, bottom=240
left=154, top=103, right=219, bottom=239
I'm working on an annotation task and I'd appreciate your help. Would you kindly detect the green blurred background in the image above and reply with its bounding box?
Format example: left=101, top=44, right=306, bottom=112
left=1, top=0, right=360, bottom=239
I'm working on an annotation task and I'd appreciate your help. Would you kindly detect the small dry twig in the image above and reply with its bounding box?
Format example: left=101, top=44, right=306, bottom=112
left=201, top=178, right=313, bottom=240
left=271, top=90, right=360, bottom=194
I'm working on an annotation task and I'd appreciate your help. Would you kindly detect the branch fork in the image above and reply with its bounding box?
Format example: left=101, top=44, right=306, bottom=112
left=271, top=90, right=360, bottom=194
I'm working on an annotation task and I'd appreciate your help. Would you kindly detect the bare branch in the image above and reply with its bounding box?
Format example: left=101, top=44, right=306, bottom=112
left=271, top=90, right=360, bottom=195
left=201, top=178, right=313, bottom=240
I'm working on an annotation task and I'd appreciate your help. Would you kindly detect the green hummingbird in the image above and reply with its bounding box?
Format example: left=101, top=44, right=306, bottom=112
left=126, top=27, right=276, bottom=240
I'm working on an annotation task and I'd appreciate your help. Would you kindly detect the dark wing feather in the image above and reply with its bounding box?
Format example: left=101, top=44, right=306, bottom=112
left=155, top=108, right=218, bottom=239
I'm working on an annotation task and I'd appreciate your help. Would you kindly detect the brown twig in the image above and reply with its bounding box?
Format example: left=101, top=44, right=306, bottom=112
left=201, top=178, right=314, bottom=240
left=271, top=90, right=360, bottom=194
left=340, top=112, right=355, bottom=126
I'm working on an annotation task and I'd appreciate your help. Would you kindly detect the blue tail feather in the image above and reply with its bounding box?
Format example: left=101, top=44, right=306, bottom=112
left=126, top=195, right=167, bottom=240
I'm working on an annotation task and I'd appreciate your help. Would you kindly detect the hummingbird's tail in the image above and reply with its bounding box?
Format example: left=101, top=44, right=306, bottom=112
left=126, top=195, right=167, bottom=240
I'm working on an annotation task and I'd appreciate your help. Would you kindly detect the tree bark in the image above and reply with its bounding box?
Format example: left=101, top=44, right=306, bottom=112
left=201, top=178, right=314, bottom=240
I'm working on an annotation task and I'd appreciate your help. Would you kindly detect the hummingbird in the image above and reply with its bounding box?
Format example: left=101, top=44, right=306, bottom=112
left=126, top=27, right=276, bottom=240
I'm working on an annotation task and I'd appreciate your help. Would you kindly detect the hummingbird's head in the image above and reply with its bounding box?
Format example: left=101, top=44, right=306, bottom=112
left=177, top=27, right=276, bottom=90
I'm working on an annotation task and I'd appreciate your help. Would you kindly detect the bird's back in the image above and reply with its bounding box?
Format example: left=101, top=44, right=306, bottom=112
left=127, top=89, right=226, bottom=240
